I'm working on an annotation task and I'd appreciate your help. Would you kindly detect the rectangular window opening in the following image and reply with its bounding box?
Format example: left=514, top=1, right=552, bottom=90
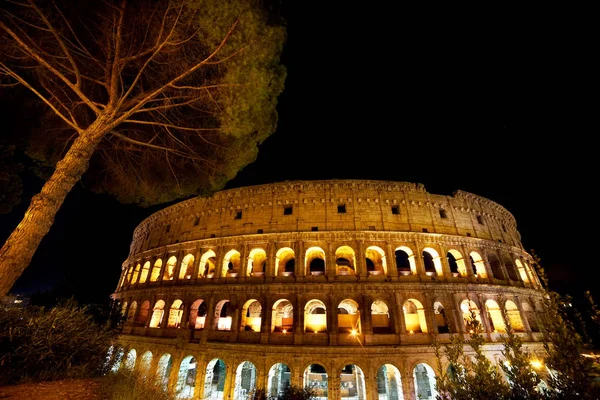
left=391, top=205, right=400, bottom=215
left=476, top=215, right=484, bottom=225
left=439, top=209, right=447, bottom=219
left=422, top=228, right=429, bottom=233
left=193, top=217, right=200, bottom=226
left=466, top=232, right=471, bottom=237
left=257, top=229, right=264, bottom=234
left=210, top=233, right=216, bottom=238
left=165, top=224, right=171, bottom=233
left=283, top=206, right=293, bottom=215
left=234, top=211, right=242, bottom=220
left=501, top=224, right=507, bottom=232
left=337, top=204, right=347, bottom=213
left=311, top=226, right=319, bottom=231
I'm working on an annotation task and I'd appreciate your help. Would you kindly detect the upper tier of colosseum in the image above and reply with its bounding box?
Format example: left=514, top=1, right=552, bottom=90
left=128, top=180, right=521, bottom=258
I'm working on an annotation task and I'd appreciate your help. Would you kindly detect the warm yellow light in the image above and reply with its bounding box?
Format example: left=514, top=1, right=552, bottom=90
left=282, top=329, right=287, bottom=334
left=314, top=330, right=318, bottom=334
left=469, top=330, right=474, bottom=334
left=409, top=330, right=414, bottom=335
left=350, top=329, right=358, bottom=336
left=530, top=360, right=543, bottom=369
left=504, top=361, right=511, bottom=367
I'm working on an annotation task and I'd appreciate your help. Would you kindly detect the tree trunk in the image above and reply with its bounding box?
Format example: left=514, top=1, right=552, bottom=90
left=0, top=119, right=110, bottom=296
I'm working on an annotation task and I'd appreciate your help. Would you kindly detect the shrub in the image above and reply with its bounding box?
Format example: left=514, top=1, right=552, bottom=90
left=99, top=369, right=176, bottom=400
left=0, top=298, right=120, bottom=384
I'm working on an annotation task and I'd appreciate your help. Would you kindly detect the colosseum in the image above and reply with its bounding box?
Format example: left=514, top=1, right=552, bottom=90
left=112, top=179, right=547, bottom=400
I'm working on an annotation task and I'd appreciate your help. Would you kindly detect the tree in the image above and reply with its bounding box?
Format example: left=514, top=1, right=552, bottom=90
left=0, top=0, right=287, bottom=296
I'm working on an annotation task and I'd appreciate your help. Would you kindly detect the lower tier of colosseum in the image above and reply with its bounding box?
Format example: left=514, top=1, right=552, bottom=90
left=113, top=282, right=546, bottom=400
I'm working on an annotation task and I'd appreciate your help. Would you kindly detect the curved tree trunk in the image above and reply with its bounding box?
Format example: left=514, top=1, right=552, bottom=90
left=0, top=119, right=110, bottom=296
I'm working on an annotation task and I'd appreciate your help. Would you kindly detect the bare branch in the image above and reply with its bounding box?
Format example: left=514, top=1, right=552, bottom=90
left=122, top=119, right=220, bottom=132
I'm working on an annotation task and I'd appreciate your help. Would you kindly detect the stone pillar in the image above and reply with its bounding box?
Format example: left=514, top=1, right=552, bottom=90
left=326, top=242, right=335, bottom=278
left=364, top=373, right=376, bottom=400
left=267, top=240, right=276, bottom=278
left=295, top=294, right=304, bottom=344
left=296, top=240, right=305, bottom=277
left=423, top=293, right=435, bottom=335
left=513, top=295, right=533, bottom=336
left=356, top=239, right=367, bottom=278
left=454, top=296, right=466, bottom=334
left=328, top=296, right=338, bottom=344
left=214, top=246, right=225, bottom=280
left=328, top=375, right=341, bottom=400
left=201, top=295, right=216, bottom=344
left=160, top=296, right=171, bottom=329
left=240, top=243, right=249, bottom=277
left=395, top=292, right=407, bottom=334
left=361, top=295, right=373, bottom=334
left=191, top=247, right=202, bottom=281
left=477, top=294, right=492, bottom=338
left=261, top=295, right=272, bottom=343
left=401, top=365, right=414, bottom=400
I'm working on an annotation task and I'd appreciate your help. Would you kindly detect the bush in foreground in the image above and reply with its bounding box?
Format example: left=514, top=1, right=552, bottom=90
left=0, top=298, right=120, bottom=384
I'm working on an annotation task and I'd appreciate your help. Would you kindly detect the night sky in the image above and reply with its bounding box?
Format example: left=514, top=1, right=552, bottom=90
left=1, top=4, right=596, bottom=305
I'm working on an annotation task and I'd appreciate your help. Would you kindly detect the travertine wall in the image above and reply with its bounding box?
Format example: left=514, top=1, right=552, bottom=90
left=113, top=180, right=545, bottom=400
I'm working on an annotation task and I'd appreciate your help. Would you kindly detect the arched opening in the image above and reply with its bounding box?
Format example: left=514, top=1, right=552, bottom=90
left=304, top=299, right=327, bottom=333
left=241, top=299, right=262, bottom=332
left=135, top=300, right=150, bottom=326
left=198, top=250, right=216, bottom=278
left=403, top=299, right=428, bottom=333
left=366, top=246, right=387, bottom=275
left=522, top=302, right=539, bottom=332
left=140, top=261, right=150, bottom=284
left=214, top=300, right=232, bottom=331
left=267, top=363, right=291, bottom=398
left=149, top=300, right=165, bottom=328
left=125, top=266, right=133, bottom=285
left=163, top=256, right=177, bottom=281
left=515, top=259, right=530, bottom=283
left=335, top=245, right=356, bottom=275
left=303, top=364, right=327, bottom=399
left=150, top=259, right=162, bottom=282
left=222, top=250, right=241, bottom=277
left=126, top=301, right=137, bottom=323
left=275, top=247, right=296, bottom=276
left=131, top=264, right=141, bottom=285
left=157, top=353, right=173, bottom=391
left=124, top=348, right=136, bottom=371
left=178, top=254, right=195, bottom=280
left=175, top=355, right=197, bottom=399
left=340, top=364, right=366, bottom=400
left=371, top=300, right=391, bottom=334
left=271, top=299, right=293, bottom=332
left=505, top=300, right=526, bottom=332
left=203, top=359, right=226, bottom=400
left=167, top=299, right=184, bottom=328
left=234, top=361, right=257, bottom=400
left=485, top=299, right=506, bottom=333
left=247, top=248, right=267, bottom=276
left=423, top=247, right=443, bottom=276
left=434, top=301, right=449, bottom=333
left=140, top=351, right=152, bottom=376
left=395, top=247, right=415, bottom=275
left=337, top=299, right=360, bottom=334
left=189, top=299, right=207, bottom=330
left=503, top=256, right=519, bottom=281
left=469, top=252, right=488, bottom=278
left=448, top=249, right=468, bottom=277
left=413, top=363, right=437, bottom=400
left=306, top=247, right=326, bottom=275
left=422, top=251, right=436, bottom=276
left=460, top=299, right=482, bottom=333
left=376, top=364, right=404, bottom=400
left=488, top=253, right=505, bottom=280
left=120, top=301, right=128, bottom=318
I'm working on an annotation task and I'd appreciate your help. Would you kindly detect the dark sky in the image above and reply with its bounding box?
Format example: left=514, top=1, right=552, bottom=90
left=1, top=3, right=596, bottom=304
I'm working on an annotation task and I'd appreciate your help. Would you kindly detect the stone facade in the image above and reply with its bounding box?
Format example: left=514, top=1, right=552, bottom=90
left=113, top=179, right=546, bottom=400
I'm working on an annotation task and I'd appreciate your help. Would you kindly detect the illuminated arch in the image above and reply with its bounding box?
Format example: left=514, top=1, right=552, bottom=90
left=376, top=364, right=404, bottom=400
left=403, top=299, right=427, bottom=333
left=304, top=299, right=327, bottom=333
left=222, top=249, right=241, bottom=278
left=140, top=261, right=150, bottom=283
left=271, top=299, right=293, bottom=332
left=485, top=299, right=506, bottom=333
left=447, top=249, right=467, bottom=277
left=413, top=363, right=437, bottom=400
left=505, top=300, right=525, bottom=332
left=241, top=299, right=262, bottom=332
left=305, top=247, right=326, bottom=276
left=468, top=252, right=488, bottom=278
left=395, top=246, right=416, bottom=275
left=247, top=248, right=267, bottom=276
left=337, top=299, right=360, bottom=334
left=275, top=247, right=295, bottom=276
left=163, top=256, right=177, bottom=281
left=178, top=254, right=195, bottom=280
left=149, top=300, right=165, bottom=328
left=460, top=299, right=482, bottom=333
left=371, top=300, right=391, bottom=334
left=198, top=250, right=216, bottom=278
left=335, top=245, right=356, bottom=275
left=150, top=259, right=162, bottom=282
left=167, top=299, right=184, bottom=328
left=203, top=359, right=226, bottom=400
left=366, top=246, right=387, bottom=275
left=214, top=300, right=232, bottom=331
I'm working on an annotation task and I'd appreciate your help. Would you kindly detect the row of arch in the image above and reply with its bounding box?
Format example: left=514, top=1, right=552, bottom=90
left=112, top=347, right=441, bottom=399
left=121, top=295, right=535, bottom=336
left=119, top=245, right=538, bottom=289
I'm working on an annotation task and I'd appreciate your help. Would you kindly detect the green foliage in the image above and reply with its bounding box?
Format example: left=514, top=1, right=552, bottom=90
left=434, top=308, right=510, bottom=400
left=99, top=369, right=177, bottom=400
left=0, top=298, right=120, bottom=385
left=247, top=385, right=317, bottom=400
